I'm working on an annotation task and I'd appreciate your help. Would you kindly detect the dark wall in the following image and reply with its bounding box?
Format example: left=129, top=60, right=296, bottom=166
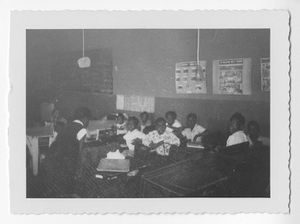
left=27, top=29, right=270, bottom=138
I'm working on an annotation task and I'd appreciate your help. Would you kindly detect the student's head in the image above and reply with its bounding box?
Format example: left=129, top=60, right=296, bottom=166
left=117, top=113, right=126, bottom=124
left=140, top=112, right=149, bottom=124
left=74, top=107, right=91, bottom=128
left=165, top=111, right=177, bottom=126
left=52, top=108, right=60, bottom=118
left=229, top=112, right=245, bottom=134
left=247, top=120, right=260, bottom=141
left=127, top=116, right=139, bottom=132
left=155, top=117, right=167, bottom=135
left=186, top=113, right=197, bottom=128
left=55, top=121, right=65, bottom=133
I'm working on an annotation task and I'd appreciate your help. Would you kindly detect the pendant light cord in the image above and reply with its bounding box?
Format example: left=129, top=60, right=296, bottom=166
left=82, top=29, right=85, bottom=58
left=197, top=29, right=200, bottom=64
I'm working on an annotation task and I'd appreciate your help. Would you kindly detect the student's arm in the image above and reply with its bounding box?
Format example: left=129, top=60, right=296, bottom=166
left=193, top=129, right=210, bottom=142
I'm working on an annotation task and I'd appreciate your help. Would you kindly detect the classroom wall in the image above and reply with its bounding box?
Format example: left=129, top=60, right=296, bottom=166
left=27, top=29, right=270, bottom=138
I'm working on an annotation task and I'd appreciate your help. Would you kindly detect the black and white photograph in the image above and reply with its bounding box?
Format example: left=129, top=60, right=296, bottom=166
left=25, top=28, right=271, bottom=199
left=8, top=10, right=290, bottom=215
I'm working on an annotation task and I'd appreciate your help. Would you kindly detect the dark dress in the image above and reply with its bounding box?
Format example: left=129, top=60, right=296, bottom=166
left=43, top=121, right=85, bottom=197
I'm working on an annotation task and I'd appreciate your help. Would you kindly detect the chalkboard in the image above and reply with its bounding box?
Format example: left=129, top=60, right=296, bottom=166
left=51, top=48, right=113, bottom=94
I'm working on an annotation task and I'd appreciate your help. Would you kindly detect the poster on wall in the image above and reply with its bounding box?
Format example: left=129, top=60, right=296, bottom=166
left=213, top=58, right=252, bottom=95
left=116, top=94, right=155, bottom=113
left=175, top=61, right=207, bottom=94
left=261, top=57, right=270, bottom=91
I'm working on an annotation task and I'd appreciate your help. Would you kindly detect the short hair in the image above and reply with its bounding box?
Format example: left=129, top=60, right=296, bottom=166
left=155, top=117, right=166, bottom=125
left=230, top=112, right=245, bottom=127
left=140, top=111, right=149, bottom=118
left=117, top=113, right=125, bottom=120
left=128, top=116, right=139, bottom=127
left=247, top=120, right=260, bottom=132
left=74, top=107, right=91, bottom=120
left=187, top=113, right=197, bottom=120
left=165, top=111, right=177, bottom=119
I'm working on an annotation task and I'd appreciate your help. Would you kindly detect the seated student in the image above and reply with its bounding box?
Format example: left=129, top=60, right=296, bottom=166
left=142, top=117, right=180, bottom=156
left=43, top=107, right=91, bottom=197
left=114, top=113, right=128, bottom=135
left=140, top=111, right=152, bottom=133
left=226, top=112, right=248, bottom=147
left=165, top=111, right=182, bottom=135
left=181, top=113, right=210, bottom=142
left=122, top=116, right=145, bottom=157
left=48, top=121, right=65, bottom=147
left=50, top=108, right=67, bottom=125
left=246, top=120, right=270, bottom=147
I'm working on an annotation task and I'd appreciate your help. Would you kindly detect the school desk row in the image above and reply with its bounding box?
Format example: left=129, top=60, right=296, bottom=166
left=64, top=139, right=270, bottom=198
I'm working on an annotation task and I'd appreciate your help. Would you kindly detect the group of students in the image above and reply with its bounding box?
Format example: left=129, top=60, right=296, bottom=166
left=42, top=106, right=269, bottom=197
left=114, top=110, right=270, bottom=157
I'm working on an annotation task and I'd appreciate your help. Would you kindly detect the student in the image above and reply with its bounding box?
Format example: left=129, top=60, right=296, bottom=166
left=122, top=116, right=145, bottom=157
left=115, top=113, right=128, bottom=135
left=48, top=121, right=65, bottom=146
left=226, top=112, right=248, bottom=147
left=165, top=111, right=182, bottom=134
left=140, top=111, right=152, bottom=133
left=142, top=117, right=180, bottom=156
left=246, top=120, right=270, bottom=147
left=181, top=113, right=210, bottom=142
left=50, top=108, right=67, bottom=125
left=43, top=107, right=91, bottom=197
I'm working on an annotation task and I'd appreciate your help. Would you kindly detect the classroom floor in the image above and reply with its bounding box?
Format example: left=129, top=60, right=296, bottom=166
left=26, top=146, right=141, bottom=198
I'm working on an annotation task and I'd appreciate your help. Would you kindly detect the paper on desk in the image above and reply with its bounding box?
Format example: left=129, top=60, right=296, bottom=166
left=106, top=150, right=125, bottom=160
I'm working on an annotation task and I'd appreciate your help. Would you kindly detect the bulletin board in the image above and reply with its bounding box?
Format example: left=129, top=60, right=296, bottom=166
left=51, top=48, right=113, bottom=94
left=261, top=58, right=270, bottom=91
left=116, top=94, right=155, bottom=113
left=212, top=58, right=252, bottom=95
left=175, top=61, right=207, bottom=94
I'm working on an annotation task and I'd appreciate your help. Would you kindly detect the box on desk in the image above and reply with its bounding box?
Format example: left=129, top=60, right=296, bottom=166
left=140, top=158, right=228, bottom=197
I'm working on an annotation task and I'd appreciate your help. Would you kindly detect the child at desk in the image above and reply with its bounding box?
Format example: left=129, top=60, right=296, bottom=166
left=140, top=111, right=152, bottom=133
left=50, top=108, right=67, bottom=125
left=43, top=107, right=91, bottom=197
left=114, top=113, right=128, bottom=135
left=143, top=117, right=180, bottom=156
left=181, top=113, right=210, bottom=142
left=226, top=112, right=248, bottom=147
left=165, top=111, right=182, bottom=136
left=246, top=120, right=270, bottom=147
left=122, top=116, right=145, bottom=157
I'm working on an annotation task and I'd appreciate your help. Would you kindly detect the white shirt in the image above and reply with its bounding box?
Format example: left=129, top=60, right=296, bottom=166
left=74, top=120, right=87, bottom=141
left=166, top=119, right=182, bottom=132
left=246, top=135, right=270, bottom=147
left=123, top=129, right=145, bottom=150
left=143, top=130, right=180, bottom=156
left=181, top=124, right=206, bottom=142
left=226, top=130, right=248, bottom=147
left=116, top=122, right=128, bottom=135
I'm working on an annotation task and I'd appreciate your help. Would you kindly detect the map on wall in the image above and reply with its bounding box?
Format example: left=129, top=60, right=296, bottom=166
left=175, top=61, right=207, bottom=94
left=51, top=48, right=113, bottom=94
left=261, top=57, right=270, bottom=91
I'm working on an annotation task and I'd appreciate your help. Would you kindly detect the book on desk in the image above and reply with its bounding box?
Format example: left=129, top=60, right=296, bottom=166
left=186, top=141, right=205, bottom=149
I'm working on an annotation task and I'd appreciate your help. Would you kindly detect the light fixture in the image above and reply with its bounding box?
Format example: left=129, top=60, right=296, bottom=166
left=78, top=29, right=91, bottom=68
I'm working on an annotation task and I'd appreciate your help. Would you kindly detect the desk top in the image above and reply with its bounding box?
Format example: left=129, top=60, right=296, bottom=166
left=26, top=126, right=54, bottom=137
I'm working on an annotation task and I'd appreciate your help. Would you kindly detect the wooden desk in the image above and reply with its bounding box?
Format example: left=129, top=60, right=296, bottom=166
left=26, top=126, right=54, bottom=176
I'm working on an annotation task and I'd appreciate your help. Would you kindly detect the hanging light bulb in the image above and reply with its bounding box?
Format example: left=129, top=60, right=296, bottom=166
left=78, top=29, right=91, bottom=68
